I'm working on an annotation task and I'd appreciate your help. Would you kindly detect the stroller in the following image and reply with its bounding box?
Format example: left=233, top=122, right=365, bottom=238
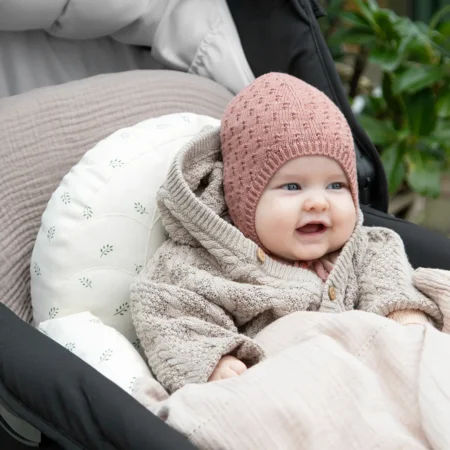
left=2, top=1, right=450, bottom=448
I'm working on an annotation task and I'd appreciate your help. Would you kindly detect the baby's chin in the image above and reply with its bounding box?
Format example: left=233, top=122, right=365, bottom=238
left=263, top=241, right=333, bottom=262
left=287, top=248, right=330, bottom=261
left=280, top=249, right=329, bottom=262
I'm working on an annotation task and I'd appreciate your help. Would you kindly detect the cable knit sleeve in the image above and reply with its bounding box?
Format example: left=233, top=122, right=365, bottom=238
left=357, top=227, right=443, bottom=328
left=130, top=243, right=265, bottom=394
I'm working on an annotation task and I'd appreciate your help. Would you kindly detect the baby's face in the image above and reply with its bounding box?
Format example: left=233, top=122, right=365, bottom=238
left=255, top=156, right=356, bottom=262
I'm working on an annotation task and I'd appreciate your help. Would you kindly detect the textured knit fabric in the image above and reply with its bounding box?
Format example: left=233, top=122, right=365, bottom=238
left=220, top=72, right=357, bottom=246
left=414, top=268, right=450, bottom=332
left=130, top=127, right=443, bottom=393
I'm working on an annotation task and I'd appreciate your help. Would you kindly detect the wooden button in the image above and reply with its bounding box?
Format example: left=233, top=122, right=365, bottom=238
left=257, top=247, right=266, bottom=263
left=328, top=286, right=337, bottom=301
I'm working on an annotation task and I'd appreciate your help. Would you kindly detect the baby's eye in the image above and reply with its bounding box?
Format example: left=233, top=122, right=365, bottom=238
left=281, top=183, right=300, bottom=191
left=327, top=182, right=345, bottom=190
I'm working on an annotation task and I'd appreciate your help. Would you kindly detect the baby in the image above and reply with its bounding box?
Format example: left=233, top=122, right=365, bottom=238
left=131, top=73, right=442, bottom=393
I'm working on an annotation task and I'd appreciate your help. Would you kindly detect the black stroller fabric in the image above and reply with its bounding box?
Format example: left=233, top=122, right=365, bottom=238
left=3, top=1, right=450, bottom=450
left=0, top=304, right=195, bottom=450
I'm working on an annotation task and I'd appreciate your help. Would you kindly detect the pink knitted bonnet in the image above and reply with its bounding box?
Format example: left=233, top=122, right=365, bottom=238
left=220, top=72, right=358, bottom=246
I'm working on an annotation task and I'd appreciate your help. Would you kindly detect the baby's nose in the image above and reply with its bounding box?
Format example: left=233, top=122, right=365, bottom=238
left=303, top=192, right=328, bottom=211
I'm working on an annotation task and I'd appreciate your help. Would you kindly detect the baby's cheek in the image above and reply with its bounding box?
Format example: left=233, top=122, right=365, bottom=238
left=257, top=194, right=298, bottom=235
left=334, top=215, right=355, bottom=245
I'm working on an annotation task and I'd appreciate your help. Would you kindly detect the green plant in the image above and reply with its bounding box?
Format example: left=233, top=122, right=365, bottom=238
left=325, top=0, right=450, bottom=197
left=320, top=0, right=349, bottom=60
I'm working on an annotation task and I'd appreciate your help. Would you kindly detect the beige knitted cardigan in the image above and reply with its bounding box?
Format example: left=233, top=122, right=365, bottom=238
left=130, top=126, right=443, bottom=393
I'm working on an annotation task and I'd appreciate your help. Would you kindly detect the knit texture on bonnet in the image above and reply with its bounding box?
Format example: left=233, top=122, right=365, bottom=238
left=220, top=72, right=358, bottom=246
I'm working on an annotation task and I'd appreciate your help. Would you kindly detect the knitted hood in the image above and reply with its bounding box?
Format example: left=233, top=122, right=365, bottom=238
left=157, top=126, right=364, bottom=281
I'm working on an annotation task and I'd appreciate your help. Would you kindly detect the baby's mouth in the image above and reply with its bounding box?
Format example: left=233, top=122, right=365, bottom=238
left=296, top=222, right=328, bottom=234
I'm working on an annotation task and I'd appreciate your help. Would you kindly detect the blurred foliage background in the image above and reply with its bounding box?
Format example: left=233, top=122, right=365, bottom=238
left=320, top=0, right=450, bottom=234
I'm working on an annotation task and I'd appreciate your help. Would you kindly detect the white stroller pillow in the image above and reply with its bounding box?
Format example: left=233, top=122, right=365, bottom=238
left=31, top=113, right=220, bottom=347
left=38, top=312, right=154, bottom=396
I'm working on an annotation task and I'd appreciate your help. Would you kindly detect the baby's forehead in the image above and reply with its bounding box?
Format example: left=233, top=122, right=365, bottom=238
left=273, top=155, right=345, bottom=177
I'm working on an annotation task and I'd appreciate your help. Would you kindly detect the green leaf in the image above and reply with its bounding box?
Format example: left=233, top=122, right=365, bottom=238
left=365, top=0, right=378, bottom=11
left=392, top=66, right=444, bottom=94
left=437, top=21, right=450, bottom=38
left=365, top=94, right=387, bottom=116
left=381, top=73, right=402, bottom=120
left=435, top=128, right=450, bottom=142
left=429, top=5, right=450, bottom=31
left=415, top=21, right=429, bottom=35
left=406, top=150, right=441, bottom=197
left=373, top=9, right=400, bottom=41
left=434, top=119, right=450, bottom=144
left=358, top=114, right=398, bottom=145
left=327, top=0, right=345, bottom=15
left=437, top=89, right=450, bottom=118
left=395, top=16, right=419, bottom=38
left=369, top=46, right=403, bottom=71
left=354, top=0, right=377, bottom=26
left=429, top=31, right=450, bottom=56
left=404, top=88, right=437, bottom=137
left=328, top=28, right=377, bottom=47
left=403, top=35, right=437, bottom=65
left=340, top=11, right=372, bottom=30
left=381, top=144, right=406, bottom=195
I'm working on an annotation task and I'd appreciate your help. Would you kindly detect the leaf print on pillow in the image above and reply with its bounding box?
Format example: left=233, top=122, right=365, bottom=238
left=109, top=159, right=124, bottom=169
left=49, top=307, right=59, bottom=319
left=33, top=262, right=41, bottom=276
left=64, top=342, right=76, bottom=352
left=47, top=226, right=56, bottom=241
left=134, top=202, right=148, bottom=215
left=99, top=349, right=113, bottom=363
left=79, top=277, right=92, bottom=288
left=83, top=205, right=93, bottom=219
left=88, top=318, right=102, bottom=324
left=61, top=192, right=71, bottom=205
left=129, top=376, right=138, bottom=392
left=100, top=244, right=114, bottom=258
left=114, top=302, right=130, bottom=316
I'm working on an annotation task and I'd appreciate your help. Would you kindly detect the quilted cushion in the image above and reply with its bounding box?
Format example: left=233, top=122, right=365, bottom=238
left=38, top=312, right=154, bottom=396
left=31, top=113, right=220, bottom=345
